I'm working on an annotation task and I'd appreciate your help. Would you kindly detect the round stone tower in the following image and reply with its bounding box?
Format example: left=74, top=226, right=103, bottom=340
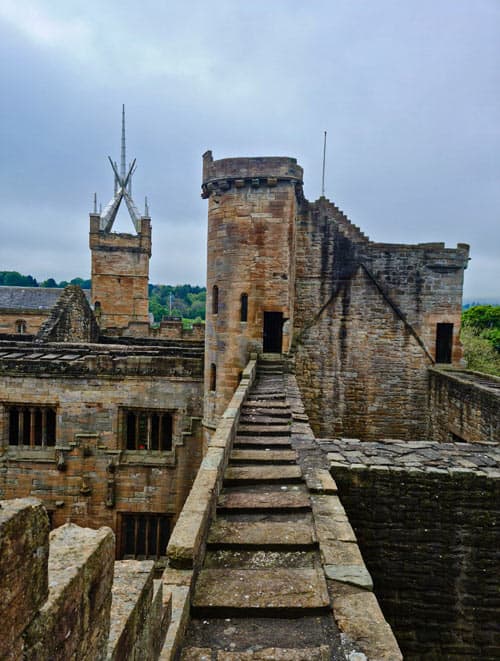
left=201, top=150, right=304, bottom=432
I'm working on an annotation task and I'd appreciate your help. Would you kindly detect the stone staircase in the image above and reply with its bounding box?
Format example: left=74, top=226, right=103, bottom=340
left=179, top=358, right=341, bottom=659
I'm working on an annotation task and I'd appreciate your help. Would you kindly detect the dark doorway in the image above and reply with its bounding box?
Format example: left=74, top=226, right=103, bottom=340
left=263, top=312, right=283, bottom=353
left=435, top=323, right=453, bottom=363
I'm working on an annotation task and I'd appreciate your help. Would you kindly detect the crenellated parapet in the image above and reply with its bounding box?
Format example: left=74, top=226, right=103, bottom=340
left=201, top=151, right=304, bottom=199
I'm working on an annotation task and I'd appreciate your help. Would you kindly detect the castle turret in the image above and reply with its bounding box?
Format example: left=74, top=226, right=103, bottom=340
left=89, top=106, right=151, bottom=333
left=201, top=151, right=304, bottom=431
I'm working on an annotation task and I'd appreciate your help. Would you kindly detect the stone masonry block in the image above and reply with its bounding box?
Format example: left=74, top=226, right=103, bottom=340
left=24, top=523, right=115, bottom=661
left=0, top=498, right=49, bottom=659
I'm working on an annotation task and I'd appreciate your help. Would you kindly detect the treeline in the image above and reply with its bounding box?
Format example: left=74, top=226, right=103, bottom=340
left=461, top=305, right=500, bottom=376
left=0, top=271, right=206, bottom=323
left=148, top=284, right=206, bottom=322
left=0, top=271, right=90, bottom=289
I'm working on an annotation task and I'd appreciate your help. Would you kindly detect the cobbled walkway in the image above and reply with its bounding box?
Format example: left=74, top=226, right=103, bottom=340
left=180, top=358, right=344, bottom=660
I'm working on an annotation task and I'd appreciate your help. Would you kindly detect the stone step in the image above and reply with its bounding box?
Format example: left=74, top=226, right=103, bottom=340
left=207, top=517, right=316, bottom=548
left=237, top=425, right=291, bottom=437
left=247, top=393, right=285, bottom=401
left=218, top=489, right=311, bottom=512
left=241, top=407, right=291, bottom=417
left=244, top=400, right=289, bottom=409
left=181, top=646, right=331, bottom=660
left=192, top=567, right=330, bottom=616
left=234, top=436, right=292, bottom=448
left=239, top=415, right=291, bottom=426
left=224, top=465, right=302, bottom=485
left=230, top=449, right=297, bottom=464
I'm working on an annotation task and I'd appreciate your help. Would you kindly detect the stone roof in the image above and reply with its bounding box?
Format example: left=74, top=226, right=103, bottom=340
left=0, top=286, right=91, bottom=312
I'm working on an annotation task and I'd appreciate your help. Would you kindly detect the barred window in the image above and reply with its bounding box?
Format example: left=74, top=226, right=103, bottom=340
left=7, top=405, right=56, bottom=447
left=123, top=410, right=173, bottom=451
left=120, top=513, right=170, bottom=559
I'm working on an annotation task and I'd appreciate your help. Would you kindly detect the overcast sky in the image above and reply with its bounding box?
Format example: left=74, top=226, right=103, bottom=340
left=0, top=1, right=498, bottom=299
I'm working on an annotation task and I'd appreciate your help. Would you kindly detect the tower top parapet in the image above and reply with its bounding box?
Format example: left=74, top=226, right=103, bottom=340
left=201, top=151, right=303, bottom=198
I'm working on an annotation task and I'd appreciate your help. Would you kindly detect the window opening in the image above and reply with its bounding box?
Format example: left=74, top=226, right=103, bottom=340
left=212, top=285, right=219, bottom=314
left=120, top=513, right=170, bottom=559
left=240, top=293, right=248, bottom=322
left=7, top=405, right=56, bottom=447
left=15, top=319, right=26, bottom=334
left=124, top=410, right=173, bottom=451
left=210, top=363, right=217, bottom=391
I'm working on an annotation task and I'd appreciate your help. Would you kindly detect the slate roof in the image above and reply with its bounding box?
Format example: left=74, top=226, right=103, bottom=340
left=0, top=286, right=91, bottom=311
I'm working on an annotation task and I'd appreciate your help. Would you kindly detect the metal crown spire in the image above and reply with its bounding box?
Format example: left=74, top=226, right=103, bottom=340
left=120, top=104, right=126, bottom=180
left=99, top=105, right=145, bottom=233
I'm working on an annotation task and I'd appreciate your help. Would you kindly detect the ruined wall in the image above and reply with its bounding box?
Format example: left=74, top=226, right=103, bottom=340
left=90, top=214, right=151, bottom=331
left=428, top=368, right=500, bottom=443
left=325, top=445, right=500, bottom=660
left=0, top=345, right=203, bottom=546
left=293, top=197, right=469, bottom=440
left=36, top=285, right=99, bottom=343
left=202, top=152, right=302, bottom=428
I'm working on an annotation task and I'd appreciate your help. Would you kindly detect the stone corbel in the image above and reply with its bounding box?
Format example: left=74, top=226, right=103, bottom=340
left=105, top=460, right=116, bottom=508
left=56, top=449, right=67, bottom=471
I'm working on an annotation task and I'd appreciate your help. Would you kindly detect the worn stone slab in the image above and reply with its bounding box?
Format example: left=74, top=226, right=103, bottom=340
left=207, top=518, right=316, bottom=547
left=218, top=490, right=311, bottom=511
left=237, top=425, right=291, bottom=437
left=158, top=585, right=191, bottom=661
left=234, top=436, right=292, bottom=447
left=319, top=539, right=364, bottom=566
left=304, top=469, right=338, bottom=494
left=224, top=465, right=302, bottom=484
left=332, top=589, right=402, bottom=660
left=230, top=449, right=298, bottom=463
left=242, top=407, right=291, bottom=417
left=244, top=401, right=289, bottom=409
left=218, top=646, right=331, bottom=660
left=192, top=568, right=330, bottom=613
left=325, top=564, right=373, bottom=590
left=240, top=416, right=291, bottom=425
left=107, top=559, right=156, bottom=661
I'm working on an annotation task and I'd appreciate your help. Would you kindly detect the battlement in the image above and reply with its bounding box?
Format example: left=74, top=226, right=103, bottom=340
left=0, top=498, right=169, bottom=660
left=201, top=150, right=303, bottom=197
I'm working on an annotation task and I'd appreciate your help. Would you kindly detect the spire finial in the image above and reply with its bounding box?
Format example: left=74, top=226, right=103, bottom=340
left=93, top=192, right=97, bottom=214
left=144, top=196, right=149, bottom=216
left=321, top=130, right=327, bottom=198
left=120, top=104, right=126, bottom=180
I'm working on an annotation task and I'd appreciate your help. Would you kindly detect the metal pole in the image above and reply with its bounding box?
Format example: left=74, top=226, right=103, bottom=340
left=321, top=130, right=327, bottom=198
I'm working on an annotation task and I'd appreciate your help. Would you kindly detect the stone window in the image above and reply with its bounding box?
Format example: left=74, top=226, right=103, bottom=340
left=212, top=285, right=219, bottom=314
left=210, top=363, right=217, bottom=391
left=123, top=409, right=173, bottom=451
left=120, top=513, right=171, bottom=559
left=15, top=319, right=27, bottom=334
left=6, top=405, right=56, bottom=447
left=240, top=293, right=248, bottom=322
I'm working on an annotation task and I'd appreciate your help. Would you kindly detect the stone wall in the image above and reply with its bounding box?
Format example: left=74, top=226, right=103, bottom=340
left=0, top=498, right=114, bottom=660
left=0, top=498, right=170, bottom=660
left=293, top=197, right=469, bottom=440
left=36, top=285, right=100, bottom=343
left=322, top=439, right=500, bottom=659
left=428, top=367, right=500, bottom=443
left=0, top=342, right=204, bottom=545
